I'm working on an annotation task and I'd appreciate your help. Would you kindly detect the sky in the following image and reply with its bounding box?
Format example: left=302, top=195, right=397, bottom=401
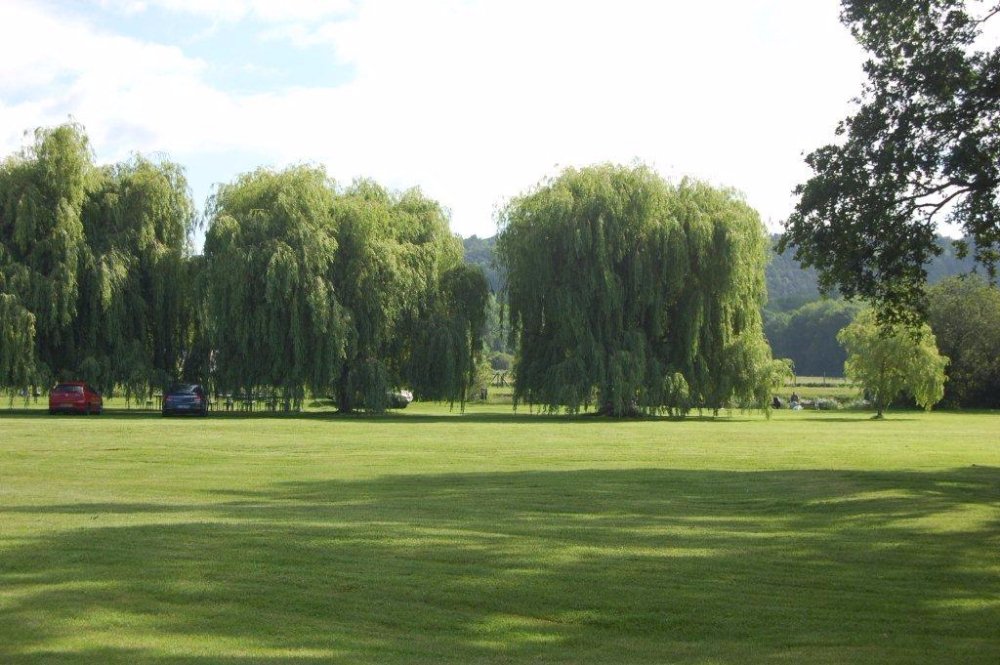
left=0, top=0, right=867, bottom=248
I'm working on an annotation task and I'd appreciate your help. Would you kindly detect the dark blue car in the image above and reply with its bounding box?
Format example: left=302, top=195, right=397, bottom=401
left=162, top=384, right=208, bottom=416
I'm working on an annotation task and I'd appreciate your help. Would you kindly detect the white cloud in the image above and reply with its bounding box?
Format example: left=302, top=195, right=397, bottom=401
left=102, top=0, right=354, bottom=23
left=274, top=0, right=867, bottom=231
left=1, top=0, right=867, bottom=239
left=0, top=1, right=207, bottom=153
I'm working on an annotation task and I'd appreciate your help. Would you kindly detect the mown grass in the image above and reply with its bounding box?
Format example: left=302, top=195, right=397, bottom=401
left=0, top=406, right=998, bottom=664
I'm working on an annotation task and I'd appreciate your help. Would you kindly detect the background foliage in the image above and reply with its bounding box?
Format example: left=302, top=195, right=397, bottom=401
left=927, top=275, right=1000, bottom=408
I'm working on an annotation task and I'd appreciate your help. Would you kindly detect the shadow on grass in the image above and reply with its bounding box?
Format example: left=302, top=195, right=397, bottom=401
left=792, top=416, right=918, bottom=423
left=1, top=467, right=998, bottom=664
left=0, top=408, right=759, bottom=425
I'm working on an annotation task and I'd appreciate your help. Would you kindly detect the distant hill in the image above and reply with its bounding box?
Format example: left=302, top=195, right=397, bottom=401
left=766, top=239, right=821, bottom=311
left=765, top=234, right=977, bottom=311
left=463, top=235, right=501, bottom=292
left=465, top=233, right=979, bottom=306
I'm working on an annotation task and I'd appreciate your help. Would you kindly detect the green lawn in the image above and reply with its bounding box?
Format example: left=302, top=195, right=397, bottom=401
left=1, top=405, right=998, bottom=664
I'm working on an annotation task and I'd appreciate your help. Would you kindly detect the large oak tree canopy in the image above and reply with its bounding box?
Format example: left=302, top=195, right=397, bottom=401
left=497, top=165, right=781, bottom=417
left=781, top=0, right=1000, bottom=325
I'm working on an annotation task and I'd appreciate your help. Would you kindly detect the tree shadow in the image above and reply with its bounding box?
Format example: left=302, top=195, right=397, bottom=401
left=1, top=467, right=998, bottom=663
left=792, top=416, right=919, bottom=423
left=0, top=408, right=756, bottom=425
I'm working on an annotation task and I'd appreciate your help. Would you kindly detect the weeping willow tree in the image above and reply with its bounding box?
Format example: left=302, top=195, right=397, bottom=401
left=0, top=123, right=200, bottom=398
left=838, top=308, right=948, bottom=419
left=0, top=249, right=37, bottom=391
left=496, top=164, right=781, bottom=417
left=179, top=254, right=213, bottom=386
left=331, top=181, right=488, bottom=412
left=0, top=123, right=93, bottom=387
left=392, top=194, right=489, bottom=409
left=402, top=263, right=489, bottom=408
left=327, top=181, right=403, bottom=412
left=203, top=170, right=486, bottom=411
left=203, top=166, right=347, bottom=406
left=76, top=155, right=197, bottom=400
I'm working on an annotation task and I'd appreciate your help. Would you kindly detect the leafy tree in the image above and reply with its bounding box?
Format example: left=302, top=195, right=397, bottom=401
left=0, top=124, right=198, bottom=399
left=179, top=254, right=213, bottom=385
left=0, top=268, right=36, bottom=391
left=837, top=308, right=948, bottom=417
left=403, top=262, right=490, bottom=408
left=204, top=170, right=487, bottom=412
left=76, top=155, right=198, bottom=398
left=927, top=275, right=1000, bottom=407
left=0, top=123, right=94, bottom=384
left=332, top=181, right=487, bottom=412
left=781, top=0, right=1000, bottom=326
left=203, top=166, right=347, bottom=406
left=497, top=164, right=780, bottom=417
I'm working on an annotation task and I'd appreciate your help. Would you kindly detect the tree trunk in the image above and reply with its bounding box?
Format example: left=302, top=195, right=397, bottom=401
left=595, top=400, right=642, bottom=418
left=337, top=366, right=353, bottom=413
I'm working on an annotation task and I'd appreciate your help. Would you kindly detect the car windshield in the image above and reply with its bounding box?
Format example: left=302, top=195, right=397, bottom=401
left=167, top=384, right=201, bottom=395
left=53, top=384, right=83, bottom=394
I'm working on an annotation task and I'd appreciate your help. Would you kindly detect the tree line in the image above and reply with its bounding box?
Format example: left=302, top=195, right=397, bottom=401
left=4, top=123, right=995, bottom=416
left=0, top=124, right=488, bottom=411
left=1, top=131, right=791, bottom=415
left=6, top=2, right=1000, bottom=416
left=466, top=233, right=1000, bottom=408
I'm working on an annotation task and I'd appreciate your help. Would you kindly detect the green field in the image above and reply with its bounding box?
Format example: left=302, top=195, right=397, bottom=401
left=1, top=405, right=998, bottom=664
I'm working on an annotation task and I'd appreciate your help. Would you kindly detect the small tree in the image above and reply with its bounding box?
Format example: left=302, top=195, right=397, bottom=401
left=837, top=309, right=948, bottom=418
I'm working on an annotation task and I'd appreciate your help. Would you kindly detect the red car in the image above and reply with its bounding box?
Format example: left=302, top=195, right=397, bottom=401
left=49, top=382, right=103, bottom=415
